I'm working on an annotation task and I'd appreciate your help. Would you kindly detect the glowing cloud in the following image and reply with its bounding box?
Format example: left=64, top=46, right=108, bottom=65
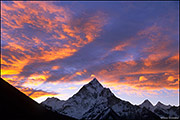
left=51, top=66, right=60, bottom=70
left=139, top=76, right=148, bottom=82
left=16, top=86, right=57, bottom=99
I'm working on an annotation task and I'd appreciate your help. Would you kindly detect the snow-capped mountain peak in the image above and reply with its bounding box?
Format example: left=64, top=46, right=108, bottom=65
left=139, top=99, right=154, bottom=111
left=41, top=78, right=108, bottom=119
left=155, top=101, right=171, bottom=110
left=144, top=99, right=153, bottom=105
left=89, top=78, right=101, bottom=85
left=41, top=78, right=162, bottom=120
left=139, top=100, right=179, bottom=118
left=86, top=78, right=103, bottom=89
left=80, top=78, right=104, bottom=95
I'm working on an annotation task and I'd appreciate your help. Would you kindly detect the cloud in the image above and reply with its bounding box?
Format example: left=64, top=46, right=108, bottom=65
left=84, top=23, right=179, bottom=91
left=111, top=42, right=130, bottom=52
left=1, top=1, right=107, bottom=78
left=68, top=87, right=78, bottom=90
left=139, top=76, right=148, bottom=82
left=21, top=73, right=50, bottom=88
left=16, top=86, right=57, bottom=99
left=51, top=66, right=60, bottom=70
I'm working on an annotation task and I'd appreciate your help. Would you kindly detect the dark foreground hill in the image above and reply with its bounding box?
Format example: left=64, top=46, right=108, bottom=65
left=0, top=78, right=76, bottom=120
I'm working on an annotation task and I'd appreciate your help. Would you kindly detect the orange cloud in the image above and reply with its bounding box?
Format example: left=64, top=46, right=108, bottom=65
left=51, top=66, right=60, bottom=70
left=137, top=25, right=161, bottom=41
left=22, top=74, right=50, bottom=88
left=168, top=54, right=179, bottom=61
left=1, top=51, right=30, bottom=76
left=75, top=69, right=87, bottom=76
left=111, top=42, right=130, bottom=52
left=52, top=69, right=88, bottom=83
left=68, top=87, right=78, bottom=90
left=39, top=48, right=77, bottom=62
left=139, top=76, right=148, bottom=82
left=94, top=57, right=179, bottom=91
left=29, top=91, right=57, bottom=99
left=167, top=76, right=176, bottom=82
left=91, top=74, right=95, bottom=78
left=16, top=86, right=57, bottom=99
left=97, top=72, right=178, bottom=98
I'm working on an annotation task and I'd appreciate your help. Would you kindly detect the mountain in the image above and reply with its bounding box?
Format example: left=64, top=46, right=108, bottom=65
left=155, top=101, right=171, bottom=110
left=139, top=100, right=179, bottom=118
left=42, top=78, right=160, bottom=120
left=92, top=107, right=120, bottom=120
left=0, top=78, right=76, bottom=120
left=139, top=99, right=154, bottom=111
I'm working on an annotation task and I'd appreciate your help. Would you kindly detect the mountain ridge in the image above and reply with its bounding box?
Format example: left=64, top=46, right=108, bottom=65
left=139, top=99, right=179, bottom=118
left=42, top=78, right=162, bottom=120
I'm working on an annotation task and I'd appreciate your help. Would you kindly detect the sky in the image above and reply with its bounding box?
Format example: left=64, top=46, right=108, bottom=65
left=1, top=1, right=179, bottom=106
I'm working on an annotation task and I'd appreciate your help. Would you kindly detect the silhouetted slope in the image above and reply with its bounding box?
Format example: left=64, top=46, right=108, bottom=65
left=0, top=78, right=76, bottom=120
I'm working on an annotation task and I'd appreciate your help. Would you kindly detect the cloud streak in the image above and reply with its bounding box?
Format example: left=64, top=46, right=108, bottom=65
left=16, top=86, right=57, bottom=99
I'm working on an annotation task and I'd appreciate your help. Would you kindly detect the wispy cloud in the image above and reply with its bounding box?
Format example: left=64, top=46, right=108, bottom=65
left=16, top=86, right=57, bottom=99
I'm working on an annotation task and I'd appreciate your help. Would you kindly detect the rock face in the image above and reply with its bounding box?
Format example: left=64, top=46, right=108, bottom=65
left=90, top=107, right=121, bottom=120
left=0, top=78, right=76, bottom=120
left=139, top=99, right=154, bottom=111
left=139, top=100, right=179, bottom=118
left=41, top=78, right=160, bottom=120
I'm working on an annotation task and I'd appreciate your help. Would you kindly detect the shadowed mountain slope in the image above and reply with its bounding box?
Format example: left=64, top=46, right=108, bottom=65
left=0, top=78, right=76, bottom=120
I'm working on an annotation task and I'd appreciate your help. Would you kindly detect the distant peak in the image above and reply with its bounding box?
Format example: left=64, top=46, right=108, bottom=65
left=46, top=97, right=60, bottom=101
left=139, top=99, right=154, bottom=110
left=157, top=101, right=162, bottom=105
left=155, top=101, right=171, bottom=109
left=144, top=99, right=150, bottom=103
left=155, top=101, right=165, bottom=107
left=141, top=99, right=153, bottom=106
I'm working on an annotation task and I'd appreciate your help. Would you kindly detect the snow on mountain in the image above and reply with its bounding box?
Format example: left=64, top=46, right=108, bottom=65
left=139, top=99, right=154, bottom=111
left=153, top=103, right=179, bottom=118
left=41, top=97, right=65, bottom=111
left=42, top=78, right=105, bottom=119
left=93, top=107, right=120, bottom=120
left=155, top=101, right=171, bottom=110
left=86, top=78, right=104, bottom=94
left=41, top=78, right=160, bottom=120
left=139, top=100, right=179, bottom=118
